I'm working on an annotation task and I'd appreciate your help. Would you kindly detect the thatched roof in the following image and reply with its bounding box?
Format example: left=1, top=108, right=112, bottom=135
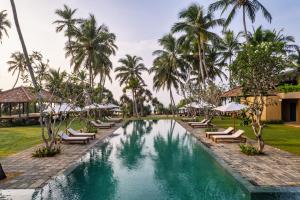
left=221, top=87, right=243, bottom=98
left=0, top=86, right=59, bottom=103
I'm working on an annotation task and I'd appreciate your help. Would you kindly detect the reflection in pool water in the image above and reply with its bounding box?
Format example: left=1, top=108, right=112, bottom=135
left=33, top=120, right=249, bottom=200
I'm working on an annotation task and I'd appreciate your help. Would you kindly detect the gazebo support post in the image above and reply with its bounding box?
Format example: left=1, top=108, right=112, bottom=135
left=34, top=103, right=37, bottom=113
left=18, top=103, right=21, bottom=117
left=9, top=103, right=12, bottom=116
left=0, top=103, right=2, bottom=117
left=26, top=102, right=29, bottom=117
left=22, top=102, right=25, bottom=114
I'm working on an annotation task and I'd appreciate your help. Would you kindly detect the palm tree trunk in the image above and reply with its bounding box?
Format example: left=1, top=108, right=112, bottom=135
left=229, top=56, right=232, bottom=88
left=169, top=89, right=175, bottom=117
left=12, top=70, right=20, bottom=88
left=132, top=89, right=136, bottom=117
left=10, top=0, right=49, bottom=148
left=243, top=6, right=249, bottom=42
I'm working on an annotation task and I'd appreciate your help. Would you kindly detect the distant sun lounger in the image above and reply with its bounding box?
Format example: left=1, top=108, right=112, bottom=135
left=190, top=119, right=212, bottom=128
left=58, top=131, right=90, bottom=144
left=188, top=119, right=207, bottom=125
left=90, top=120, right=111, bottom=129
left=96, top=120, right=114, bottom=127
left=206, top=127, right=234, bottom=138
left=67, top=128, right=96, bottom=139
left=211, top=130, right=246, bottom=143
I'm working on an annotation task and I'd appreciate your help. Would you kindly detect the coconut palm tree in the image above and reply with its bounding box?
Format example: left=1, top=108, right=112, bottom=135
left=0, top=10, right=11, bottom=43
left=172, top=3, right=224, bottom=86
left=218, top=30, right=240, bottom=86
left=209, top=0, right=272, bottom=42
left=66, top=14, right=117, bottom=90
left=45, top=68, right=67, bottom=97
left=249, top=26, right=297, bottom=53
left=115, top=55, right=148, bottom=117
left=7, top=51, right=26, bottom=88
left=151, top=34, right=187, bottom=116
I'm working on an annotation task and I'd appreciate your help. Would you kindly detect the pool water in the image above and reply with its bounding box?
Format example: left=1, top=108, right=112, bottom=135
left=33, top=120, right=250, bottom=200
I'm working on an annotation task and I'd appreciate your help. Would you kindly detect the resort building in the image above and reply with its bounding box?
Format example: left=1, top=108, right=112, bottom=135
left=222, top=86, right=300, bottom=123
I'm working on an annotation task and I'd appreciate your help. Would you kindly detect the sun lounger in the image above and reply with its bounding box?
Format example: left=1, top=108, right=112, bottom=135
left=211, top=130, right=246, bottom=143
left=206, top=127, right=234, bottom=138
left=108, top=116, right=122, bottom=121
left=96, top=120, right=114, bottom=127
left=67, top=128, right=96, bottom=139
left=190, top=121, right=213, bottom=128
left=182, top=117, right=196, bottom=122
left=58, top=131, right=89, bottom=144
left=90, top=121, right=111, bottom=129
left=188, top=119, right=207, bottom=125
left=105, top=116, right=121, bottom=123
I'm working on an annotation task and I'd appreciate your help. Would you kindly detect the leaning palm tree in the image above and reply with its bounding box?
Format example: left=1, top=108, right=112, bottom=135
left=0, top=10, right=11, bottom=43
left=7, top=51, right=26, bottom=88
left=115, top=55, right=148, bottom=117
left=218, top=30, right=240, bottom=86
left=209, top=0, right=272, bottom=42
left=151, top=34, right=187, bottom=116
left=172, top=3, right=224, bottom=86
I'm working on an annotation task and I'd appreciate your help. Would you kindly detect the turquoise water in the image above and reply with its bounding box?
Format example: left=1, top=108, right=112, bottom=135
left=33, top=120, right=250, bottom=200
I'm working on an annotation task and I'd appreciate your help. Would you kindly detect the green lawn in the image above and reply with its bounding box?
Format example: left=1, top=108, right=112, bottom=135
left=1, top=116, right=300, bottom=157
left=211, top=117, right=300, bottom=156
left=0, top=120, right=85, bottom=158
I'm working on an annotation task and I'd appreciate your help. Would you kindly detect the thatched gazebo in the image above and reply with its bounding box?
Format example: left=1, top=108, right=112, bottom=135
left=0, top=86, right=58, bottom=121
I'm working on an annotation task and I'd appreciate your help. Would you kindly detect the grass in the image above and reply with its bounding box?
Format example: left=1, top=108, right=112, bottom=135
left=0, top=119, right=85, bottom=158
left=1, top=115, right=300, bottom=157
left=211, top=117, right=300, bottom=156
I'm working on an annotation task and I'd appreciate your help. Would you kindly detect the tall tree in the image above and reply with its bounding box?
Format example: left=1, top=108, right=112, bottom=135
left=53, top=4, right=79, bottom=66
left=218, top=30, right=240, bottom=86
left=45, top=68, right=67, bottom=97
left=66, top=14, right=116, bottom=91
left=209, top=0, right=272, bottom=42
left=151, top=34, right=187, bottom=116
left=0, top=10, right=11, bottom=43
left=7, top=51, right=26, bottom=88
left=172, top=3, right=224, bottom=87
left=115, top=55, right=148, bottom=117
left=0, top=9, right=10, bottom=181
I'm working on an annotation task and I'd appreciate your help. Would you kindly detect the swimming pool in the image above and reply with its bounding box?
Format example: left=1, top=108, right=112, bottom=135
left=33, top=120, right=250, bottom=200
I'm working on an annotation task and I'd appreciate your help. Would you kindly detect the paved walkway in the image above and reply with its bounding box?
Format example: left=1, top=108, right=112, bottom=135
left=178, top=120, right=300, bottom=187
left=0, top=123, right=122, bottom=189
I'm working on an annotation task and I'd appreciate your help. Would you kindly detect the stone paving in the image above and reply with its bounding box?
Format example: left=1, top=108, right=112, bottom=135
left=177, top=120, right=300, bottom=187
left=0, top=123, right=122, bottom=189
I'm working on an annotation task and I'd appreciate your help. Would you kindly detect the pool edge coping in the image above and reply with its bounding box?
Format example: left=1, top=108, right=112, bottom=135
left=175, top=120, right=300, bottom=198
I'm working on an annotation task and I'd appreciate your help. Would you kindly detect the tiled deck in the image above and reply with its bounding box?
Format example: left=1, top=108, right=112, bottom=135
left=0, top=123, right=122, bottom=189
left=177, top=120, right=300, bottom=187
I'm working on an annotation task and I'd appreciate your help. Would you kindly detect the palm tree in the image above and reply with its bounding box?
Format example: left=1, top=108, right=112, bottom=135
left=151, top=34, right=187, bottom=116
left=115, top=55, right=148, bottom=117
left=172, top=3, right=224, bottom=86
left=53, top=4, right=79, bottom=66
left=45, top=68, right=67, bottom=97
left=209, top=0, right=272, bottom=42
left=66, top=14, right=117, bottom=90
left=218, top=30, right=240, bottom=86
left=7, top=51, right=26, bottom=88
left=249, top=26, right=297, bottom=52
left=0, top=10, right=11, bottom=43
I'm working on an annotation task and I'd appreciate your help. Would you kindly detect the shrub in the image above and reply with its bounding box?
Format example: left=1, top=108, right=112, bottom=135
left=239, top=144, right=260, bottom=156
left=277, top=84, right=300, bottom=93
left=32, top=146, right=61, bottom=158
left=239, top=112, right=251, bottom=126
left=262, top=120, right=284, bottom=124
left=86, top=124, right=97, bottom=133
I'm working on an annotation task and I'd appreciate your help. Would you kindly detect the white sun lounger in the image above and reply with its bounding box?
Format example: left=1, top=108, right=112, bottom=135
left=211, top=130, right=246, bottom=143
left=58, top=131, right=89, bottom=144
left=67, top=128, right=96, bottom=139
left=206, top=127, right=234, bottom=138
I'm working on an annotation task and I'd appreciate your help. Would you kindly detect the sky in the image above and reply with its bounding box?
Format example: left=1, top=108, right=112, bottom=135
left=0, top=0, right=300, bottom=105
